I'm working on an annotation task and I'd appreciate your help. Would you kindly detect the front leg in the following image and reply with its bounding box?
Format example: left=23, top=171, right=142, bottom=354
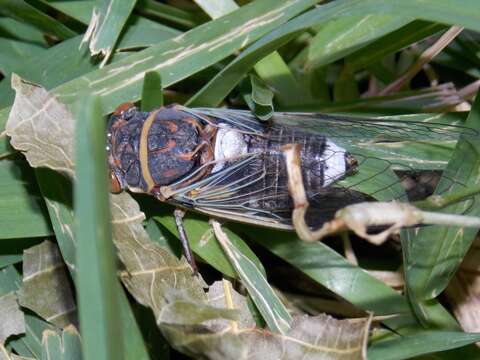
left=174, top=209, right=198, bottom=274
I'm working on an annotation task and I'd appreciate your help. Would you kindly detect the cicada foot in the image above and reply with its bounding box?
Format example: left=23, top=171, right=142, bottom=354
left=174, top=209, right=198, bottom=275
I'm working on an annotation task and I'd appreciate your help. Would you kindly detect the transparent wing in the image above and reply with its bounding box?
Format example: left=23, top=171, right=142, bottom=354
left=165, top=107, right=478, bottom=228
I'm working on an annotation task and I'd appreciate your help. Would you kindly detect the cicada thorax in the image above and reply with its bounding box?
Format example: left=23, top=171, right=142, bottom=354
left=107, top=105, right=216, bottom=196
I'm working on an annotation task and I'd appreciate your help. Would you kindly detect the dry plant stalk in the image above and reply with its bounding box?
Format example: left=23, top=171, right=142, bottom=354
left=379, top=26, right=464, bottom=96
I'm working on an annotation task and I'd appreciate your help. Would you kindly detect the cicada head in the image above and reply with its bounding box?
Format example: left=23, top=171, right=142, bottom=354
left=106, top=102, right=141, bottom=194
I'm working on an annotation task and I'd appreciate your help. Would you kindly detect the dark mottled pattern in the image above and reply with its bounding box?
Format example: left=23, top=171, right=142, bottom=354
left=107, top=108, right=148, bottom=190
left=147, top=109, right=198, bottom=185
left=108, top=106, right=201, bottom=191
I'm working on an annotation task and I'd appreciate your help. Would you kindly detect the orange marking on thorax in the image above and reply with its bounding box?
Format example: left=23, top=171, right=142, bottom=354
left=113, top=102, right=134, bottom=115
left=149, top=139, right=177, bottom=154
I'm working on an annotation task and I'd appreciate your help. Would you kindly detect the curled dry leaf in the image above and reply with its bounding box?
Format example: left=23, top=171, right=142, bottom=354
left=6, top=75, right=75, bottom=178
left=18, top=240, right=77, bottom=328
left=0, top=344, right=34, bottom=360
left=446, top=236, right=480, bottom=344
left=41, top=325, right=82, bottom=359
left=0, top=292, right=25, bottom=344
left=111, top=191, right=208, bottom=315
left=160, top=280, right=371, bottom=360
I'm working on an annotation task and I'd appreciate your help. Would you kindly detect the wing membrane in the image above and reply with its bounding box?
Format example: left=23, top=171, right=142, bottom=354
left=164, top=107, right=478, bottom=228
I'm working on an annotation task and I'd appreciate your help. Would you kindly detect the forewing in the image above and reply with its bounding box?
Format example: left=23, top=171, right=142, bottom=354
left=168, top=108, right=478, bottom=228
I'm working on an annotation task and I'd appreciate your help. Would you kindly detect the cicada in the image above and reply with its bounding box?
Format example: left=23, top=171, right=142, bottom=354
left=106, top=103, right=477, bottom=269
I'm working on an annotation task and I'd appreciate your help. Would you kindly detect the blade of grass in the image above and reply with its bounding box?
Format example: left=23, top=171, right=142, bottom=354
left=189, top=0, right=480, bottom=107
left=82, top=0, right=138, bottom=66
left=141, top=71, right=163, bottom=111
left=0, top=160, right=52, bottom=239
left=250, top=229, right=459, bottom=335
left=0, top=17, right=47, bottom=45
left=306, top=14, right=412, bottom=70
left=346, top=21, right=447, bottom=72
left=402, top=92, right=480, bottom=318
left=136, top=0, right=208, bottom=29
left=194, top=0, right=238, bottom=19
left=211, top=220, right=292, bottom=334
left=368, top=331, right=480, bottom=360
left=0, top=0, right=76, bottom=39
left=74, top=95, right=122, bottom=360
left=195, top=0, right=307, bottom=106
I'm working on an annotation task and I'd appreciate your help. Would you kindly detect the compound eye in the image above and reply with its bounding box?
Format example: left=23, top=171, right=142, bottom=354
left=113, top=102, right=134, bottom=116
left=109, top=170, right=123, bottom=193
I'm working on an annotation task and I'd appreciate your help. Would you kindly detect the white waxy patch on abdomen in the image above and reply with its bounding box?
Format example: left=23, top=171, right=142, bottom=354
left=212, top=127, right=248, bottom=172
left=320, top=140, right=346, bottom=186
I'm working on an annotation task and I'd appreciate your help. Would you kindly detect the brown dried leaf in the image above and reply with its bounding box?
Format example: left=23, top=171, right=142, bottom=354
left=18, top=240, right=77, bottom=328
left=6, top=75, right=75, bottom=178
left=161, top=280, right=371, bottom=360
left=0, top=344, right=34, bottom=360
left=112, top=191, right=207, bottom=315
left=0, top=293, right=25, bottom=344
left=446, top=236, right=480, bottom=342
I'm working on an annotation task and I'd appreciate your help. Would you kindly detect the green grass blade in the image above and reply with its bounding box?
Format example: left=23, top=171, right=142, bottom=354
left=402, top=94, right=480, bottom=316
left=192, top=0, right=307, bottom=106
left=53, top=0, right=318, bottom=112
left=0, top=38, right=45, bottom=76
left=368, top=331, right=480, bottom=360
left=212, top=221, right=292, bottom=334
left=0, top=160, right=52, bottom=239
left=194, top=0, right=238, bottom=19
left=0, top=0, right=317, bottom=153
left=155, top=212, right=265, bottom=279
left=346, top=21, right=447, bottom=72
left=0, top=0, right=76, bottom=39
left=244, top=74, right=274, bottom=120
left=306, top=14, right=411, bottom=70
left=82, top=0, right=138, bottom=65
left=0, top=17, right=47, bottom=45
left=136, top=0, right=207, bottom=29
left=74, top=95, right=123, bottom=360
left=141, top=71, right=163, bottom=111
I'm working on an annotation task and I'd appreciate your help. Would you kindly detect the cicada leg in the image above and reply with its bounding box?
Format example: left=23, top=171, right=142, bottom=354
left=283, top=144, right=346, bottom=242
left=174, top=208, right=198, bottom=275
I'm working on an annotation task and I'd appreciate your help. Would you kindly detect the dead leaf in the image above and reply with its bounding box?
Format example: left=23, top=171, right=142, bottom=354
left=6, top=74, right=75, bottom=178
left=18, top=240, right=77, bottom=328
left=446, top=236, right=480, bottom=344
left=41, top=325, right=82, bottom=359
left=0, top=293, right=25, bottom=344
left=161, top=280, right=371, bottom=360
left=0, top=344, right=34, bottom=360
